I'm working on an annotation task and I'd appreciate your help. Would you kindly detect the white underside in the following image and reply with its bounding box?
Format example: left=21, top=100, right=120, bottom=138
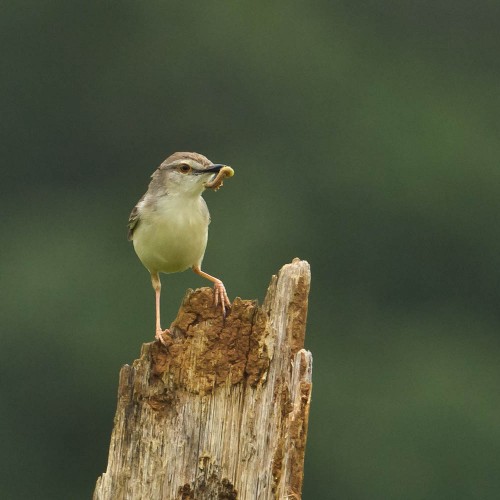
left=132, top=195, right=209, bottom=274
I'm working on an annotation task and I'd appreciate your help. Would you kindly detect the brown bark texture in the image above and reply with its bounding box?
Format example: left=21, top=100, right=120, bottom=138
left=94, top=258, right=312, bottom=500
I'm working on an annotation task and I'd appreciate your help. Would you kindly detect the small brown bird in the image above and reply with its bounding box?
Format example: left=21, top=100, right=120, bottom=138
left=127, top=152, right=234, bottom=344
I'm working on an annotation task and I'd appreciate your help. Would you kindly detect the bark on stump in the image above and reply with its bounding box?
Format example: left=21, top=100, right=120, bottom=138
left=94, top=259, right=312, bottom=500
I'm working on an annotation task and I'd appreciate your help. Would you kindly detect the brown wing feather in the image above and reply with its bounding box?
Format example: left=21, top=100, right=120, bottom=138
left=127, top=195, right=144, bottom=241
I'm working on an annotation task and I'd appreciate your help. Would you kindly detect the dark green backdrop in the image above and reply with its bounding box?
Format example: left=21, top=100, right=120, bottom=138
left=2, top=2, right=499, bottom=499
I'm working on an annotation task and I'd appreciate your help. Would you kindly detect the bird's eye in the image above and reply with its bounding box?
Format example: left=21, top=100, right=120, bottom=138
left=178, top=164, right=192, bottom=174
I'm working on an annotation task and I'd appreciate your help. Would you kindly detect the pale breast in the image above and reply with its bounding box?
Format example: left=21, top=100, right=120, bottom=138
left=133, top=195, right=209, bottom=274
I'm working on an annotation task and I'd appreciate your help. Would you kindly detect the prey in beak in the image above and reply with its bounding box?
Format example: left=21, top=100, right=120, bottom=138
left=204, top=164, right=235, bottom=191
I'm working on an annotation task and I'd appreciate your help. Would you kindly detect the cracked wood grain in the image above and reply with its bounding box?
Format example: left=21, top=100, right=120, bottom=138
left=94, top=259, right=312, bottom=500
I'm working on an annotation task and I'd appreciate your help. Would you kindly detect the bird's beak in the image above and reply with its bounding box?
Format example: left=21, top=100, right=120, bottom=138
left=204, top=164, right=234, bottom=190
left=205, top=164, right=226, bottom=174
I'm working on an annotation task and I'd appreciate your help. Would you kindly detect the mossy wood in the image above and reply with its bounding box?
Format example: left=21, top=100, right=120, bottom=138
left=94, top=259, right=312, bottom=500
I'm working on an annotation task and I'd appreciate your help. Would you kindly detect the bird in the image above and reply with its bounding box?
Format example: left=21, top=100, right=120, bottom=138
left=127, top=152, right=234, bottom=345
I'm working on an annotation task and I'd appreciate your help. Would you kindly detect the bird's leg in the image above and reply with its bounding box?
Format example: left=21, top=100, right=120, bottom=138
left=192, top=265, right=231, bottom=316
left=151, top=272, right=169, bottom=345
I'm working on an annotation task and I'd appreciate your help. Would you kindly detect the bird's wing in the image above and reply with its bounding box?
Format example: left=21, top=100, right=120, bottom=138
left=127, top=195, right=144, bottom=241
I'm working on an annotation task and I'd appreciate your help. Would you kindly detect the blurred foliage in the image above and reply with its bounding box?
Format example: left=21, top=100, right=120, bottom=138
left=1, top=1, right=500, bottom=499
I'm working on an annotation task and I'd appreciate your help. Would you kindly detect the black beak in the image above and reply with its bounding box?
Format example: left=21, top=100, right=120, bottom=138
left=204, top=164, right=225, bottom=174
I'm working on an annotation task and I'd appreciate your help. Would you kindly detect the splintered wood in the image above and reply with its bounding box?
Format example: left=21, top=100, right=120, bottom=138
left=94, top=259, right=312, bottom=500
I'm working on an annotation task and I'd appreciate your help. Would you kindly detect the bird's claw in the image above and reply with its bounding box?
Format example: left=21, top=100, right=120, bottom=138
left=213, top=280, right=231, bottom=317
left=155, top=328, right=170, bottom=346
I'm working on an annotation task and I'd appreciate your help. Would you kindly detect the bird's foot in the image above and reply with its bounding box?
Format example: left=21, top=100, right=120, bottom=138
left=155, top=328, right=170, bottom=346
left=213, top=280, right=231, bottom=317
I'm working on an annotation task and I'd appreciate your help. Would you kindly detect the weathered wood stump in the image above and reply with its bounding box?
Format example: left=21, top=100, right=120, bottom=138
left=94, top=259, right=312, bottom=500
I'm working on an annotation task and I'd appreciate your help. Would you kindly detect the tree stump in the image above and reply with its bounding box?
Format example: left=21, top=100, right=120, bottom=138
left=94, top=258, right=312, bottom=500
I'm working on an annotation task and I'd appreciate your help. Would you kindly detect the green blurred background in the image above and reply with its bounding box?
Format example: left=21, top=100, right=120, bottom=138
left=2, top=2, right=500, bottom=499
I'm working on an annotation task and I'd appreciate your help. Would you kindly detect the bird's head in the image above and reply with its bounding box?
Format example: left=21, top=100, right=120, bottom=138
left=151, top=152, right=234, bottom=197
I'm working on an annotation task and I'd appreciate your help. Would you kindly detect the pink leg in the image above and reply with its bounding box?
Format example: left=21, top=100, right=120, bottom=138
left=151, top=272, right=169, bottom=345
left=192, top=265, right=231, bottom=316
